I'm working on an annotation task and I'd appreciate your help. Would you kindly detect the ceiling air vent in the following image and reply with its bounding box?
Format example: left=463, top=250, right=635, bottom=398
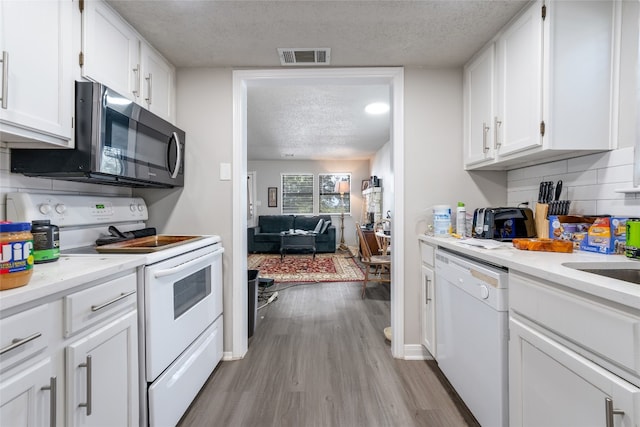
left=277, top=48, right=331, bottom=66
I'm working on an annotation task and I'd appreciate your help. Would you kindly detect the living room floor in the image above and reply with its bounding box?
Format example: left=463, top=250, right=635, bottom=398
left=178, top=276, right=479, bottom=426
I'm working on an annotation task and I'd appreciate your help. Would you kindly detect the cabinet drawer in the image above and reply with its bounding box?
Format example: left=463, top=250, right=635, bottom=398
left=420, top=241, right=435, bottom=267
left=64, top=273, right=137, bottom=337
left=0, top=304, right=53, bottom=372
left=510, top=272, right=640, bottom=376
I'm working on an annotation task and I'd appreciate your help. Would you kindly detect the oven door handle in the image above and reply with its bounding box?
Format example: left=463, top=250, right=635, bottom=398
left=153, top=248, right=224, bottom=279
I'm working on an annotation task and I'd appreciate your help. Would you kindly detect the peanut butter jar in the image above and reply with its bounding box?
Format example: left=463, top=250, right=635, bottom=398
left=0, top=222, right=35, bottom=290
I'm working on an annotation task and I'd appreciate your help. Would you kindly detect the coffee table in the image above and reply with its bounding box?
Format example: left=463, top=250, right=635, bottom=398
left=280, top=232, right=316, bottom=260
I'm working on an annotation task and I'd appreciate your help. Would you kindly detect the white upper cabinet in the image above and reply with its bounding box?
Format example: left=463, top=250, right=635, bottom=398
left=495, top=3, right=543, bottom=158
left=0, top=0, right=74, bottom=148
left=464, top=0, right=620, bottom=170
left=463, top=44, right=497, bottom=166
left=140, top=42, right=176, bottom=123
left=82, top=0, right=176, bottom=123
left=82, top=0, right=140, bottom=101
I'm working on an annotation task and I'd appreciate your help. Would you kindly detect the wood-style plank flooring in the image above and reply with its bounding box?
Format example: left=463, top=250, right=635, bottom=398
left=178, top=277, right=479, bottom=427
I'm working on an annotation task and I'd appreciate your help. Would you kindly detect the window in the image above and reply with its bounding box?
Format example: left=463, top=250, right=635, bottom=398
left=281, top=174, right=314, bottom=214
left=319, top=173, right=350, bottom=214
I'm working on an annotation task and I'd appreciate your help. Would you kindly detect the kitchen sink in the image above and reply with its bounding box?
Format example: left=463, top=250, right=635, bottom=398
left=562, top=262, right=640, bottom=285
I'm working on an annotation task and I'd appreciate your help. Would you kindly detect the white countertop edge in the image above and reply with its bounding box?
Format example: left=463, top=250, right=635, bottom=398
left=0, top=256, right=145, bottom=313
left=419, top=234, right=640, bottom=311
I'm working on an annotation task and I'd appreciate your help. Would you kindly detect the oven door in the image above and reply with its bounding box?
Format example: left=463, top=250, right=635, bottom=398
left=144, top=245, right=223, bottom=381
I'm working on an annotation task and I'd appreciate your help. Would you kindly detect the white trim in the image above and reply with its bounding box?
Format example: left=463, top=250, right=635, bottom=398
left=232, top=67, right=405, bottom=358
left=403, top=344, right=434, bottom=361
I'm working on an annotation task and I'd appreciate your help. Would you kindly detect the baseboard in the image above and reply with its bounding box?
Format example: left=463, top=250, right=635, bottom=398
left=403, top=344, right=434, bottom=360
left=222, top=351, right=245, bottom=361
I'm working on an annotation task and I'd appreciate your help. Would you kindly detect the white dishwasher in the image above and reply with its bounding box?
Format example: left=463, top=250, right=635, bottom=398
left=435, top=248, right=509, bottom=427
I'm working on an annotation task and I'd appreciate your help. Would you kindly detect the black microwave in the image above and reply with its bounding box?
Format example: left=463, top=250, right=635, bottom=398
left=11, top=81, right=185, bottom=188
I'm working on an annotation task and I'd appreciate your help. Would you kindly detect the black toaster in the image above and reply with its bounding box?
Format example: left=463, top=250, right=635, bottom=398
left=472, top=207, right=536, bottom=241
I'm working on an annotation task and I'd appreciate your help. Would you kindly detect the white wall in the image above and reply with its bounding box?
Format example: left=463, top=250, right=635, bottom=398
left=135, top=68, right=235, bottom=350
left=371, top=141, right=393, bottom=218
left=248, top=159, right=370, bottom=247
left=403, top=67, right=508, bottom=345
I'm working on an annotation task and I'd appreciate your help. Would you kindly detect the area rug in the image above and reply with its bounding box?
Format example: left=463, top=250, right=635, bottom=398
left=247, top=253, right=365, bottom=283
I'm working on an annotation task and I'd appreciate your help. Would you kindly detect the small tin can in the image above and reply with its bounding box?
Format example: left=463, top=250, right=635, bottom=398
left=31, top=220, right=60, bottom=264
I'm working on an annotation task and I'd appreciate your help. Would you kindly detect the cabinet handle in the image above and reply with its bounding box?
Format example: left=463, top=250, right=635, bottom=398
left=426, top=278, right=432, bottom=303
left=41, top=376, right=57, bottom=427
left=145, top=73, right=152, bottom=105
left=90, top=290, right=135, bottom=312
left=494, top=116, right=502, bottom=149
left=0, top=332, right=42, bottom=355
left=605, top=397, right=624, bottom=427
left=132, top=64, right=140, bottom=97
left=78, top=355, right=92, bottom=416
left=482, top=122, right=490, bottom=153
left=1, top=51, right=8, bottom=109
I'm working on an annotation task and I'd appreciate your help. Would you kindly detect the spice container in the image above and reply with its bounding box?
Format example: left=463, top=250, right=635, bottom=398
left=31, top=220, right=60, bottom=264
left=0, top=222, right=34, bottom=290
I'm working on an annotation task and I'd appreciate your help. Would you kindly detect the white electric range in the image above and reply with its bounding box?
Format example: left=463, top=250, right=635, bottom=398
left=6, top=192, right=224, bottom=427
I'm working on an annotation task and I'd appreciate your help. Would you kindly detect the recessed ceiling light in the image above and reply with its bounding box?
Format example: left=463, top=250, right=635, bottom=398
left=365, top=102, right=389, bottom=115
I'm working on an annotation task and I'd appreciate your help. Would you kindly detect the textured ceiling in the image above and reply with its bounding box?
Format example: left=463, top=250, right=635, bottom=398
left=107, top=0, right=528, bottom=160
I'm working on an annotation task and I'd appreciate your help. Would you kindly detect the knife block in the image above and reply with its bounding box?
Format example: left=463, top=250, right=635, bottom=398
left=535, top=203, right=549, bottom=238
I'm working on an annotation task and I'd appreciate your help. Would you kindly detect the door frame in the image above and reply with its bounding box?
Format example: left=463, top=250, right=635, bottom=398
left=231, top=67, right=405, bottom=358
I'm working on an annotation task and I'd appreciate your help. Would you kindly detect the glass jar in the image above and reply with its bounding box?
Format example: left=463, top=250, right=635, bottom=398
left=0, top=222, right=34, bottom=290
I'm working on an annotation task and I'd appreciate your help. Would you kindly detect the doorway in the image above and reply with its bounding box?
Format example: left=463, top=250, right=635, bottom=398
left=231, top=68, right=405, bottom=359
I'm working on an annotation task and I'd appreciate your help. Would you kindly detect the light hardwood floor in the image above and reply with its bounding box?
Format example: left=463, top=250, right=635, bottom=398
left=178, top=278, right=479, bottom=427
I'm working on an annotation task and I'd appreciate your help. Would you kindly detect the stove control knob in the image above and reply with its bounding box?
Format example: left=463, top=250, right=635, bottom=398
left=129, top=204, right=137, bottom=212
left=55, top=204, right=66, bottom=214
left=137, top=204, right=144, bottom=212
left=479, top=284, right=490, bottom=299
left=39, top=203, right=52, bottom=215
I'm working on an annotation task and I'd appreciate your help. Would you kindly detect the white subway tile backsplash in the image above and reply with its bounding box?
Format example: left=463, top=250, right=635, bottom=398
left=567, top=147, right=634, bottom=172
left=507, top=148, right=636, bottom=217
left=507, top=160, right=568, bottom=181
left=597, top=164, right=634, bottom=184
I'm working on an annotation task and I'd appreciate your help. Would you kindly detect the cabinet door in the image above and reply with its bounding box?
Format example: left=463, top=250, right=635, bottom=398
left=420, top=264, right=436, bottom=357
left=495, top=1, right=543, bottom=157
left=510, top=316, right=640, bottom=427
left=140, top=42, right=175, bottom=123
left=0, top=0, right=73, bottom=146
left=82, top=0, right=140, bottom=100
left=0, top=358, right=57, bottom=427
left=66, top=311, right=138, bottom=427
left=463, top=43, right=496, bottom=167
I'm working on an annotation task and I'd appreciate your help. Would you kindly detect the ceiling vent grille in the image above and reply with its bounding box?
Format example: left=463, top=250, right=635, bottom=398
left=277, top=48, right=331, bottom=66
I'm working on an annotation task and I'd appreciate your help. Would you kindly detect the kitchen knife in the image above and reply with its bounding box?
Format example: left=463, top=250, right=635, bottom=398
left=538, top=182, right=545, bottom=203
left=554, top=180, right=563, bottom=201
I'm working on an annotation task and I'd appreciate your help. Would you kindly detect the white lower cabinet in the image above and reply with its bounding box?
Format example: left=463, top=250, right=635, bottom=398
left=0, top=271, right=139, bottom=426
left=66, top=311, right=138, bottom=427
left=420, top=264, right=436, bottom=357
left=0, top=358, right=57, bottom=427
left=419, top=241, right=436, bottom=357
left=509, top=272, right=640, bottom=427
left=510, top=317, right=639, bottom=427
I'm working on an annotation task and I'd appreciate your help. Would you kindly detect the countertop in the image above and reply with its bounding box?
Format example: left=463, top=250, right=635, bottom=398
left=419, top=235, right=640, bottom=311
left=0, top=255, right=145, bottom=313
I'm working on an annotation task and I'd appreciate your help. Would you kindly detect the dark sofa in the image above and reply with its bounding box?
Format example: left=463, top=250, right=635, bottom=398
left=248, top=215, right=336, bottom=253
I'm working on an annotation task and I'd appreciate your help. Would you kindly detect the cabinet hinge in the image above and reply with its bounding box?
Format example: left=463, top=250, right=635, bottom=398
left=79, top=52, right=84, bottom=67
left=79, top=0, right=84, bottom=13
left=541, top=4, right=546, bottom=20
left=540, top=121, right=546, bottom=137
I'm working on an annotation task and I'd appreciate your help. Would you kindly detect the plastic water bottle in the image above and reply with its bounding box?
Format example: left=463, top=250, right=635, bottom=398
left=456, top=202, right=466, bottom=237
left=433, top=205, right=452, bottom=236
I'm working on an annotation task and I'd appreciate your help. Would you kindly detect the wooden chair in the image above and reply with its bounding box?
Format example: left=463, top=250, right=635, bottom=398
left=355, top=223, right=391, bottom=299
